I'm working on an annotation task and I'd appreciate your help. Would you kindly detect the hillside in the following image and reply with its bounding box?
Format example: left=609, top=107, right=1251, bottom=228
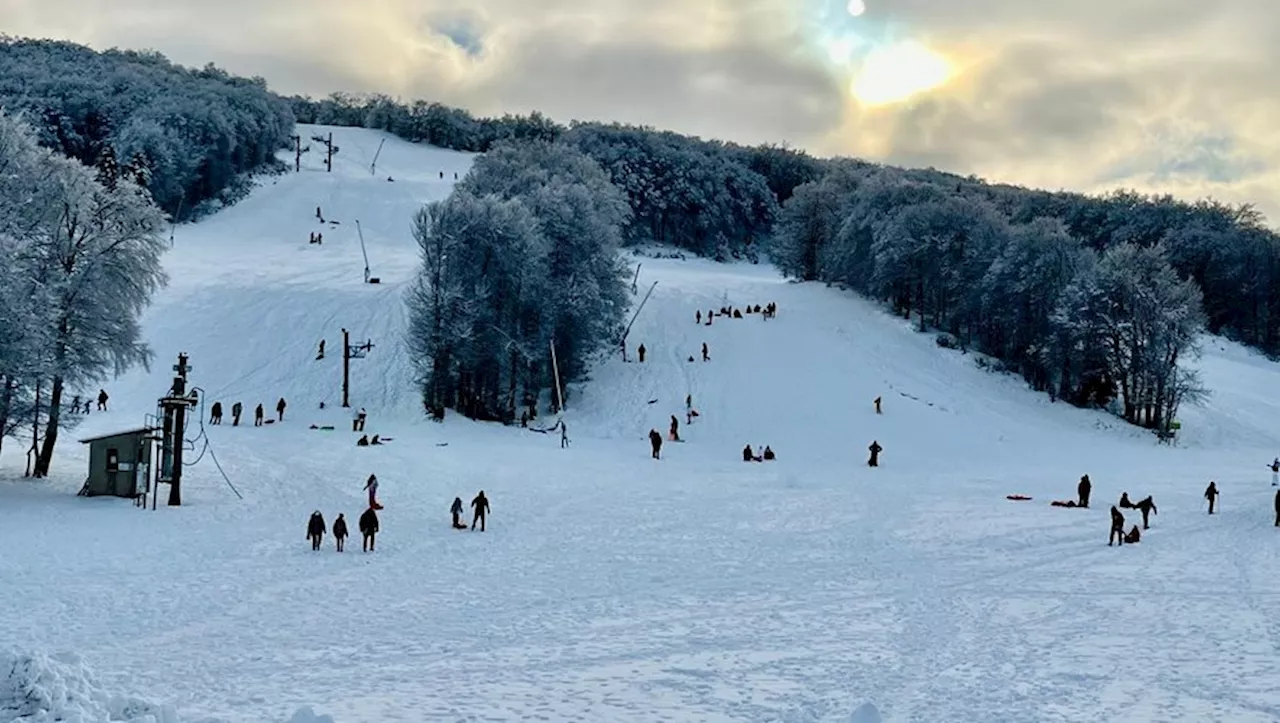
left=2, top=125, right=1280, bottom=722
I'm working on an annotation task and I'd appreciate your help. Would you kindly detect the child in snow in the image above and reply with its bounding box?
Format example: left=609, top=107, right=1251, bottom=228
left=451, top=497, right=466, bottom=529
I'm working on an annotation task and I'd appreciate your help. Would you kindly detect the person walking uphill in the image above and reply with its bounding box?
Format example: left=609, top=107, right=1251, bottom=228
left=210, top=401, right=223, bottom=425
left=1108, top=506, right=1125, bottom=546
left=451, top=497, right=466, bottom=529
left=276, top=397, right=287, bottom=422
left=359, top=507, right=379, bottom=552
left=307, top=511, right=326, bottom=551
left=333, top=513, right=348, bottom=551
left=232, top=401, right=243, bottom=426
left=649, top=428, right=663, bottom=459
left=638, top=344, right=646, bottom=363
left=97, top=389, right=109, bottom=411
left=868, top=440, right=882, bottom=467
left=1078, top=474, right=1092, bottom=508
left=471, top=490, right=490, bottom=531
left=1205, top=481, right=1219, bottom=514
left=254, top=403, right=264, bottom=427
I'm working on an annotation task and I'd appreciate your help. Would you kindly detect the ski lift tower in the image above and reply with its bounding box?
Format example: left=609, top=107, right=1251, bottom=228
left=156, top=352, right=198, bottom=506
left=342, top=328, right=376, bottom=408
left=356, top=220, right=380, bottom=284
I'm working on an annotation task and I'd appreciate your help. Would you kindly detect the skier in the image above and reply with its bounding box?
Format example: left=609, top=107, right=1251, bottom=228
left=560, top=422, right=569, bottom=449
left=307, top=511, right=326, bottom=551
left=1204, top=481, right=1219, bottom=514
left=316, top=339, right=325, bottom=360
left=1077, top=474, right=1092, bottom=508
left=359, top=506, right=379, bottom=552
left=669, top=415, right=680, bottom=442
left=451, top=497, right=466, bottom=529
left=276, top=397, right=287, bottom=422
left=874, top=396, right=882, bottom=414
left=1135, top=495, right=1157, bottom=529
left=763, top=445, right=775, bottom=461
left=232, top=401, right=243, bottom=426
left=868, top=440, right=882, bottom=467
left=353, top=407, right=367, bottom=432
left=1108, top=506, right=1125, bottom=546
left=364, top=474, right=381, bottom=509
left=471, top=490, right=490, bottom=531
left=254, top=403, right=264, bottom=427
left=638, top=344, right=646, bottom=363
left=649, top=429, right=663, bottom=459
left=701, top=342, right=709, bottom=362
left=333, top=513, right=348, bottom=551
left=210, top=401, right=223, bottom=425
left=97, top=389, right=108, bottom=411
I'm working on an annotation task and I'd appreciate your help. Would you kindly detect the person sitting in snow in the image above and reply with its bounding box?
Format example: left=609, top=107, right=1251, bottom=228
left=762, top=446, right=775, bottom=461
left=451, top=497, right=466, bottom=529
left=356, top=434, right=370, bottom=446
left=742, top=444, right=758, bottom=462
left=359, top=507, right=379, bottom=552
left=333, top=513, right=348, bottom=552
left=307, top=511, right=326, bottom=551
left=1123, top=525, right=1141, bottom=544
left=1118, top=492, right=1135, bottom=509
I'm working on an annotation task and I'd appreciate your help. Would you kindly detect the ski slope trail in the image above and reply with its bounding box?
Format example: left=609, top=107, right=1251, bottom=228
left=2, top=126, right=1280, bottom=722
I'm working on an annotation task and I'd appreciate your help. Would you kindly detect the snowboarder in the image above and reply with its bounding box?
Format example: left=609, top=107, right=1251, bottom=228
left=874, top=396, right=882, bottom=414
left=451, top=497, right=466, bottom=529
left=1118, top=492, right=1134, bottom=508
left=353, top=407, right=367, bottom=432
left=1109, top=506, right=1125, bottom=546
left=254, top=403, right=264, bottom=427
left=649, top=429, right=663, bottom=459
left=97, top=389, right=108, bottom=411
left=276, top=397, right=287, bottom=422
left=560, top=422, right=569, bottom=449
left=471, top=490, right=490, bottom=531
left=763, top=445, right=775, bottom=461
left=868, top=440, right=882, bottom=467
left=232, top=401, right=243, bottom=426
left=638, top=344, right=646, bottom=363
left=1135, top=495, right=1157, bottom=529
left=307, top=511, right=326, bottom=551
left=364, top=474, right=381, bottom=509
left=669, top=415, right=679, bottom=442
left=701, top=342, right=709, bottom=362
left=743, top=444, right=756, bottom=462
left=210, top=402, right=223, bottom=425
left=359, top=507, right=379, bottom=552
left=1077, top=474, right=1092, bottom=508
left=316, top=339, right=325, bottom=360
left=1205, top=481, right=1219, bottom=514
left=333, top=513, right=348, bottom=551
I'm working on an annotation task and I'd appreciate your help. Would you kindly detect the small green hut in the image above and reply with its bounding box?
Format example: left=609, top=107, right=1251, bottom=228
left=78, top=427, right=158, bottom=498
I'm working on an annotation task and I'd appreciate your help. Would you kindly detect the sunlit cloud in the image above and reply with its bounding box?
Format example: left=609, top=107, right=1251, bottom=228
left=851, top=40, right=952, bottom=106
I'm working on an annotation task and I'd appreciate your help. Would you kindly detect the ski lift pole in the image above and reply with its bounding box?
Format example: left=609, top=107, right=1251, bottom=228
left=356, top=219, right=371, bottom=282
left=620, top=281, right=658, bottom=352
left=550, top=338, right=565, bottom=414
left=370, top=138, right=386, bottom=176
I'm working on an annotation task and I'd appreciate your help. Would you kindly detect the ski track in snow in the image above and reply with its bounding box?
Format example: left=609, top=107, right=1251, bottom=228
left=3, top=124, right=1280, bottom=722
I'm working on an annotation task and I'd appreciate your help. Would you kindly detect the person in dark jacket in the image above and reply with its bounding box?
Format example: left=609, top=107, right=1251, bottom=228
left=254, top=403, right=264, bottom=426
left=743, top=443, right=756, bottom=462
left=669, top=415, right=680, bottom=442
left=232, top=401, right=243, bottom=426
left=471, top=490, right=490, bottom=531
left=359, top=507, right=379, bottom=551
left=1118, top=492, right=1133, bottom=508
left=868, top=440, right=882, bottom=467
left=1109, top=506, right=1125, bottom=546
left=316, top=339, right=325, bottom=360
left=874, top=396, right=882, bottom=414
left=210, top=402, right=223, bottom=425
left=762, top=445, right=775, bottom=461
left=276, top=397, right=287, bottom=422
left=1077, top=474, right=1092, bottom=508
left=638, top=344, right=646, bottom=363
left=649, top=429, right=663, bottom=459
left=333, top=513, right=348, bottom=551
left=97, top=389, right=109, bottom=411
left=451, top=497, right=466, bottom=529
left=701, top=342, right=709, bottom=362
left=307, top=511, right=326, bottom=551
left=1274, top=489, right=1280, bottom=527
left=1135, top=495, right=1157, bottom=529
left=1205, top=481, right=1219, bottom=514
left=696, top=310, right=702, bottom=324
left=1123, top=525, right=1141, bottom=544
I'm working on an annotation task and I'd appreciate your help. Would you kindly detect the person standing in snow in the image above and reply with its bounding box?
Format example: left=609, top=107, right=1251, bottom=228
left=471, top=490, right=490, bottom=531
left=1269, top=458, right=1279, bottom=486
left=696, top=310, right=702, bottom=324
left=451, top=497, right=466, bottom=529
left=210, top=401, right=223, bottom=425
left=333, top=513, right=348, bottom=552
left=316, top=339, right=325, bottom=360
left=307, top=511, right=326, bottom=551
left=254, top=403, right=264, bottom=426
left=359, top=507, right=379, bottom=551
left=705, top=309, right=713, bottom=326
left=1204, top=481, right=1219, bottom=514
left=1108, top=506, right=1125, bottom=546
left=560, top=422, right=569, bottom=449
left=231, top=401, right=243, bottom=426
left=276, top=397, right=287, bottom=422
left=649, top=429, right=663, bottom=459
left=97, top=389, right=109, bottom=411
left=353, top=407, right=367, bottom=432
left=1135, top=496, right=1157, bottom=529
left=868, top=440, right=882, bottom=467
left=701, top=342, right=709, bottom=362
left=70, top=395, right=80, bottom=413
left=364, top=474, right=381, bottom=509
left=1274, top=489, right=1279, bottom=527
left=83, top=399, right=91, bottom=414
left=1077, top=474, right=1092, bottom=508
left=638, top=344, right=646, bottom=363
left=669, top=415, right=680, bottom=442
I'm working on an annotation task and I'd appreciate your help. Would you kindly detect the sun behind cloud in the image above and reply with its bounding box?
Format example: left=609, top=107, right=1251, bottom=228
left=851, top=39, right=952, bottom=106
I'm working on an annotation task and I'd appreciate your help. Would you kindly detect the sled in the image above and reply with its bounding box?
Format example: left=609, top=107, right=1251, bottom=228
left=369, top=502, right=384, bottom=510
left=435, top=442, right=449, bottom=447
left=1006, top=494, right=1032, bottom=501
left=308, top=425, right=336, bottom=431
left=1050, top=500, right=1081, bottom=508
left=647, top=398, right=659, bottom=404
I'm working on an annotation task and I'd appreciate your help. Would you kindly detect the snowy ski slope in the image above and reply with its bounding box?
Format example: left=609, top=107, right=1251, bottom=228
left=3, top=124, right=1280, bottom=722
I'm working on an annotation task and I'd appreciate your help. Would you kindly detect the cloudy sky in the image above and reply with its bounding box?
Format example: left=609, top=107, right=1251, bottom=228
left=5, top=0, right=1278, bottom=221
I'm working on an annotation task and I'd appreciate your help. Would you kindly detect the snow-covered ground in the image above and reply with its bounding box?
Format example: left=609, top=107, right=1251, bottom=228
left=3, top=124, right=1280, bottom=722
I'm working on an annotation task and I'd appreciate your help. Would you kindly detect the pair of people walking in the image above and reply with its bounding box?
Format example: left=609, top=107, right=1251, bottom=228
left=451, top=491, right=491, bottom=531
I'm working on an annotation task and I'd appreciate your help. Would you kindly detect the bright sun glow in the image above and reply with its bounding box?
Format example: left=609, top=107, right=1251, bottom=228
left=851, top=40, right=951, bottom=106
left=847, top=0, right=866, bottom=16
